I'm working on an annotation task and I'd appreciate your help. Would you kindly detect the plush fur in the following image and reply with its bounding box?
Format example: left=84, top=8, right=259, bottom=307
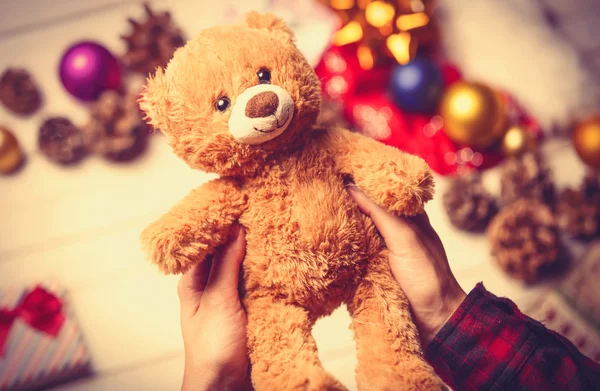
left=437, top=0, right=600, bottom=132
left=140, top=12, right=443, bottom=390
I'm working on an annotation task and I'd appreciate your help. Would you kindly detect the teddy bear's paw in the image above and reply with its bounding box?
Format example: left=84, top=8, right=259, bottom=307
left=141, top=224, right=208, bottom=275
left=378, top=173, right=433, bottom=217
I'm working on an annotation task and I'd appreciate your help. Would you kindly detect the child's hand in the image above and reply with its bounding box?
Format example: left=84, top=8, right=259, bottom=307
left=178, top=225, right=252, bottom=391
left=348, top=185, right=466, bottom=347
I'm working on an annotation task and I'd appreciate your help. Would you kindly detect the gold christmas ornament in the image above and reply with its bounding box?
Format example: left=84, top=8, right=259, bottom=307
left=323, top=0, right=437, bottom=68
left=0, top=126, right=24, bottom=174
left=439, top=81, right=507, bottom=148
left=501, top=125, right=536, bottom=157
left=573, top=116, right=600, bottom=168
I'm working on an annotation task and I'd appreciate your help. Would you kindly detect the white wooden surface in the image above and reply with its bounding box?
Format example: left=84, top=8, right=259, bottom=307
left=0, top=1, right=591, bottom=390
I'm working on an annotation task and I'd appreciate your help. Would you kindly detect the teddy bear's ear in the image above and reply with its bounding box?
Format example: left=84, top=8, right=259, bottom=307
left=245, top=11, right=294, bottom=42
left=139, top=68, right=173, bottom=135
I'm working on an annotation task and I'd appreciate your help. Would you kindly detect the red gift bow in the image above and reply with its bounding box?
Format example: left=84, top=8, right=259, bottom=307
left=0, top=286, right=65, bottom=356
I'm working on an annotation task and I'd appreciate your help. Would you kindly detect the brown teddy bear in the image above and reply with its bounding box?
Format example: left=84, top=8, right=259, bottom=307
left=140, top=11, right=444, bottom=391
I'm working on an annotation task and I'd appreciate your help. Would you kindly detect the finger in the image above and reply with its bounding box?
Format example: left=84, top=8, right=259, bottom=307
left=203, top=225, right=246, bottom=300
left=408, top=212, right=449, bottom=264
left=410, top=211, right=430, bottom=228
left=409, top=212, right=438, bottom=243
left=347, top=185, right=419, bottom=250
left=178, top=256, right=213, bottom=319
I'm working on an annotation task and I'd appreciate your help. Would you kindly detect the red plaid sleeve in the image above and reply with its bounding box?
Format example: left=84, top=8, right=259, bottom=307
left=425, top=283, right=600, bottom=390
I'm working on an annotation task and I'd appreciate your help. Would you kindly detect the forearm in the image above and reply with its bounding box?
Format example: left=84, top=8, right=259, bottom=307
left=426, top=284, right=600, bottom=390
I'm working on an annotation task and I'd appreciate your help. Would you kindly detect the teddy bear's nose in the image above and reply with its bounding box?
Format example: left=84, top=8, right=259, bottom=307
left=245, top=91, right=279, bottom=118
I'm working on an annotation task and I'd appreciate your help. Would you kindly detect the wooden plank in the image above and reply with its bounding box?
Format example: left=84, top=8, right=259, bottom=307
left=0, top=216, right=360, bottom=377
left=322, top=353, right=358, bottom=391
left=63, top=270, right=359, bottom=379
left=0, top=0, right=134, bottom=38
left=314, top=308, right=355, bottom=361
left=51, top=354, right=185, bottom=391
left=52, top=346, right=360, bottom=391
left=69, top=270, right=183, bottom=374
left=52, top=347, right=360, bottom=391
left=0, top=142, right=214, bottom=257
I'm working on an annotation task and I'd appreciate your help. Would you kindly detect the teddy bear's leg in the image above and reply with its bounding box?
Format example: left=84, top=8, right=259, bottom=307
left=245, top=296, right=348, bottom=391
left=346, top=251, right=445, bottom=391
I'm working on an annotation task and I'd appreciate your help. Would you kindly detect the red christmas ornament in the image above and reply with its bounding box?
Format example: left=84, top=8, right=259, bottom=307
left=315, top=44, right=391, bottom=100
left=314, top=44, right=541, bottom=176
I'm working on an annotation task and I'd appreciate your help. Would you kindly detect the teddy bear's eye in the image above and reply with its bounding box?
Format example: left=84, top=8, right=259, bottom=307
left=215, top=96, right=230, bottom=112
left=257, top=69, right=271, bottom=84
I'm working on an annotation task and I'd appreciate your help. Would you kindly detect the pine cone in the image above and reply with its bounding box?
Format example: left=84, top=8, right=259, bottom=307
left=557, top=170, right=600, bottom=240
left=443, top=172, right=497, bottom=232
left=121, top=4, right=185, bottom=76
left=0, top=68, right=41, bottom=116
left=39, top=117, right=86, bottom=165
left=583, top=170, right=600, bottom=203
left=488, top=199, right=560, bottom=282
left=500, top=152, right=555, bottom=207
left=82, top=90, right=149, bottom=162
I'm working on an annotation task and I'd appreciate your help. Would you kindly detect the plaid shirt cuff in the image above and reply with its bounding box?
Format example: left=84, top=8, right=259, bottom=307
left=425, top=283, right=538, bottom=391
left=425, top=283, right=600, bottom=391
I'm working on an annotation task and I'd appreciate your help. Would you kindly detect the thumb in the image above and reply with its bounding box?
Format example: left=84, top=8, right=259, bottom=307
left=347, top=185, right=419, bottom=255
left=178, top=257, right=213, bottom=319
left=203, top=225, right=246, bottom=299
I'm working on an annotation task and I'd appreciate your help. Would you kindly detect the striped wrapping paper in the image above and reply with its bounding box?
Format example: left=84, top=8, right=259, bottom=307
left=0, top=283, right=90, bottom=391
left=524, top=241, right=600, bottom=364
left=525, top=290, right=600, bottom=363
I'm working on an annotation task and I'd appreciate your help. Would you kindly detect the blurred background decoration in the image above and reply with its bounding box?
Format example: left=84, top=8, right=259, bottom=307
left=318, top=0, right=437, bottom=67
left=0, top=0, right=599, bottom=390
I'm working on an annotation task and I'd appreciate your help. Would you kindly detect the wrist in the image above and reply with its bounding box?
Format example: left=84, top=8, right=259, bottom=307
left=420, top=288, right=466, bottom=347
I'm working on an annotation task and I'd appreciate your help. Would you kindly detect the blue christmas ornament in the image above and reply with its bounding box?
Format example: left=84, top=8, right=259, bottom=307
left=389, top=58, right=444, bottom=113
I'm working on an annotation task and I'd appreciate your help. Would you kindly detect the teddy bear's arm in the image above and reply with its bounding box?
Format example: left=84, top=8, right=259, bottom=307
left=141, top=178, right=247, bottom=274
left=322, top=127, right=434, bottom=216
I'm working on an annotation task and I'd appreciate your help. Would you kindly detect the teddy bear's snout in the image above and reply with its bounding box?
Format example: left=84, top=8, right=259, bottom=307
left=245, top=91, right=279, bottom=118
left=228, top=84, right=295, bottom=145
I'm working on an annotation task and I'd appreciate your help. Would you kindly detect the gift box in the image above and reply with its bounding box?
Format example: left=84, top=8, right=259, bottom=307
left=559, top=241, right=600, bottom=326
left=524, top=242, right=600, bottom=363
left=0, top=283, right=91, bottom=391
left=525, top=291, right=600, bottom=363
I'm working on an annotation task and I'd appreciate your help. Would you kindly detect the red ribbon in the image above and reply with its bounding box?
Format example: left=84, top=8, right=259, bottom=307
left=0, top=286, right=65, bottom=356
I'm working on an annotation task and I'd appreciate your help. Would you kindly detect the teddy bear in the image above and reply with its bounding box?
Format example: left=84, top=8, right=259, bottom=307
left=140, top=11, right=444, bottom=391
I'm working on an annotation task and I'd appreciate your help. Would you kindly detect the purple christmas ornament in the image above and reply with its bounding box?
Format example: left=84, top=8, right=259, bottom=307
left=59, top=41, right=121, bottom=101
